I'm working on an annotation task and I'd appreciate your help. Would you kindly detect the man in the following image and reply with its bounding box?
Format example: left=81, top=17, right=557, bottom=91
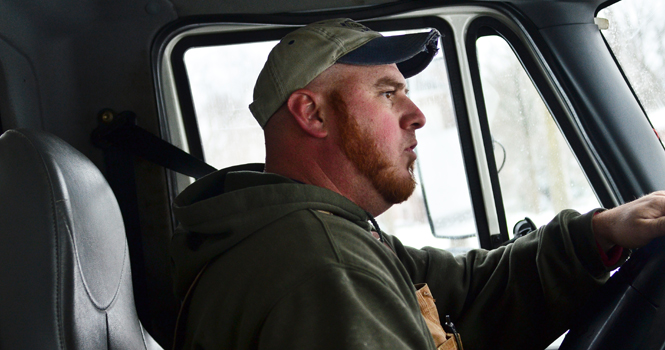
left=170, top=18, right=665, bottom=350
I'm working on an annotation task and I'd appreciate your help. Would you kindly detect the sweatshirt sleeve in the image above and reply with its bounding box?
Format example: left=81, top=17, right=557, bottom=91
left=389, top=209, right=628, bottom=350
left=258, top=264, right=436, bottom=350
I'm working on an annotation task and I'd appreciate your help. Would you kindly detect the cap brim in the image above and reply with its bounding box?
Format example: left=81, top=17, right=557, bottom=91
left=336, top=29, right=440, bottom=78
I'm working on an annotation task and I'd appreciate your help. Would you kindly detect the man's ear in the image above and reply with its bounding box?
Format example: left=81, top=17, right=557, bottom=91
left=287, top=89, right=328, bottom=138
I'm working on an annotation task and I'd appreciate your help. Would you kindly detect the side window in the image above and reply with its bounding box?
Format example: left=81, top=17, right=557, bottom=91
left=184, top=41, right=274, bottom=169
left=177, top=22, right=479, bottom=252
left=475, top=34, right=600, bottom=232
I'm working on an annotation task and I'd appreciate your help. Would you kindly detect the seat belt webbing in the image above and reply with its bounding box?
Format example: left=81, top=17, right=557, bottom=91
left=92, top=110, right=216, bottom=179
left=92, top=110, right=217, bottom=348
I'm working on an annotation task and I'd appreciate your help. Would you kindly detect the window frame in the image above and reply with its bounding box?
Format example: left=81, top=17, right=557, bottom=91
left=465, top=15, right=615, bottom=243
left=156, top=5, right=633, bottom=250
left=165, top=16, right=500, bottom=249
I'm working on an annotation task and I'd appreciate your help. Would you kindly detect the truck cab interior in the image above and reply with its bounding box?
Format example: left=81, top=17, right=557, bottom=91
left=1, top=0, right=664, bottom=349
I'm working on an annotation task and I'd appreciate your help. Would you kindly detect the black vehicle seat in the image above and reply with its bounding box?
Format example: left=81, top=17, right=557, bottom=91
left=0, top=129, right=163, bottom=349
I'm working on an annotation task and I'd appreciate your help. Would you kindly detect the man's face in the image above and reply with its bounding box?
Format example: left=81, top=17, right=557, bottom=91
left=327, top=64, right=426, bottom=204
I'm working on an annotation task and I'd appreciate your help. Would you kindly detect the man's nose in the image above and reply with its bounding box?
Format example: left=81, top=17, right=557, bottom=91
left=401, top=97, right=426, bottom=130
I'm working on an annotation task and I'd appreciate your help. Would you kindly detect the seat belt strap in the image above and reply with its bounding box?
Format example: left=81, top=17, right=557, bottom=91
left=92, top=110, right=216, bottom=179
left=92, top=110, right=216, bottom=347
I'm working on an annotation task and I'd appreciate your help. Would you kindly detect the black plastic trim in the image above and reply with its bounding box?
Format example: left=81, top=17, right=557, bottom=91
left=539, top=25, right=665, bottom=202
left=465, top=18, right=512, bottom=245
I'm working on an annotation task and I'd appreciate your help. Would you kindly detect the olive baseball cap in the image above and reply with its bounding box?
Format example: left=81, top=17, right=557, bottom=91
left=249, top=18, right=440, bottom=128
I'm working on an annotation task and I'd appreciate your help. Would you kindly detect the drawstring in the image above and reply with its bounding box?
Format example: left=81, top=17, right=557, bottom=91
left=365, top=211, right=385, bottom=243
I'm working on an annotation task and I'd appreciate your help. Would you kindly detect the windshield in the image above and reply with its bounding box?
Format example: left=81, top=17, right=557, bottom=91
left=598, top=0, right=665, bottom=146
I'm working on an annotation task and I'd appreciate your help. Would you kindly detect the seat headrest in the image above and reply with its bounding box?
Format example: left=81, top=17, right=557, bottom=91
left=0, top=129, right=160, bottom=349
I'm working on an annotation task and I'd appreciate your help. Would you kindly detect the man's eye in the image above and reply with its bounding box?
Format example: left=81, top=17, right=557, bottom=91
left=383, top=91, right=395, bottom=99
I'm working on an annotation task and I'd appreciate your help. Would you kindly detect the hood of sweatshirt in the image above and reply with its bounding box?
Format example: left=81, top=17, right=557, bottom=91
left=170, top=163, right=372, bottom=299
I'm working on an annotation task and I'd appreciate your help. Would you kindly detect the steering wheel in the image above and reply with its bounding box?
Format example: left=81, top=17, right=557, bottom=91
left=559, top=236, right=665, bottom=349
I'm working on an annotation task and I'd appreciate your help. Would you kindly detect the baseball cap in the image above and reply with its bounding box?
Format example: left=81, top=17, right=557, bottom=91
left=249, top=18, right=440, bottom=128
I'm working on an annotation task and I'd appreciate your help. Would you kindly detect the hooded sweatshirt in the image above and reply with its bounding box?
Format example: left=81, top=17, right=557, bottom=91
left=170, top=164, right=624, bottom=350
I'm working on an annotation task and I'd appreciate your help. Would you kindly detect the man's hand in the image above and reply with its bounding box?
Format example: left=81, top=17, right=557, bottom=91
left=593, top=191, right=665, bottom=252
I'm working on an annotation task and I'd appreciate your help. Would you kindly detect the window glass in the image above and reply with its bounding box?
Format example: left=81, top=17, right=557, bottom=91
left=184, top=40, right=274, bottom=168
left=182, top=27, right=477, bottom=252
left=404, top=42, right=478, bottom=253
left=598, top=0, right=665, bottom=146
left=476, top=35, right=600, bottom=232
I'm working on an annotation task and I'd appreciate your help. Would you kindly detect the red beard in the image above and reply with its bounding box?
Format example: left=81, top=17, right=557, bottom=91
left=329, top=90, right=416, bottom=204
